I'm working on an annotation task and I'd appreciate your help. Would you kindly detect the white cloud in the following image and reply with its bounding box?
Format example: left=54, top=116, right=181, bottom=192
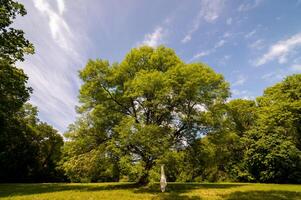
left=226, top=17, right=232, bottom=25
left=33, top=0, right=75, bottom=54
left=261, top=70, right=286, bottom=82
left=245, top=30, right=256, bottom=38
left=223, top=32, right=232, bottom=38
left=249, top=39, right=264, bottom=50
left=15, top=0, right=91, bottom=132
left=231, top=89, right=254, bottom=100
left=200, top=0, right=224, bottom=23
left=291, top=64, right=301, bottom=71
left=192, top=51, right=212, bottom=60
left=238, top=0, right=263, bottom=12
left=190, top=38, right=227, bottom=61
left=56, top=0, right=65, bottom=14
left=214, top=39, right=226, bottom=48
left=141, top=27, right=165, bottom=47
left=181, top=0, right=224, bottom=43
left=224, top=55, right=231, bottom=60
left=181, top=35, right=192, bottom=43
left=255, top=33, right=301, bottom=66
left=232, top=75, right=247, bottom=86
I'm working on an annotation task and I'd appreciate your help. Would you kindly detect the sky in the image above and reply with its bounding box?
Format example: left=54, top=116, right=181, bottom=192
left=14, top=0, right=301, bottom=133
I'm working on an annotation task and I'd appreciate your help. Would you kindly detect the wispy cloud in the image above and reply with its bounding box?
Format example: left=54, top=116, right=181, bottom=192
left=191, top=51, right=212, bottom=61
left=214, top=39, right=226, bottom=48
left=190, top=39, right=226, bottom=61
left=290, top=64, right=301, bottom=71
left=249, top=39, right=264, bottom=50
left=16, top=0, right=90, bottom=132
left=226, top=17, right=232, bottom=25
left=200, top=0, right=224, bottom=23
left=238, top=0, right=263, bottom=12
left=33, top=0, right=73, bottom=53
left=245, top=29, right=256, bottom=39
left=232, top=74, right=247, bottom=86
left=261, top=70, right=286, bottom=82
left=181, top=0, right=225, bottom=43
left=56, top=0, right=65, bottom=14
left=255, top=33, right=301, bottom=66
left=231, top=89, right=254, bottom=100
left=141, top=26, right=165, bottom=47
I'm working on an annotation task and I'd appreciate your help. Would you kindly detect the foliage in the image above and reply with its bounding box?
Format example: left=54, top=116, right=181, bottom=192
left=0, top=0, right=63, bottom=182
left=0, top=60, right=32, bottom=119
left=64, top=46, right=230, bottom=184
left=0, top=0, right=34, bottom=64
left=240, top=74, right=301, bottom=183
left=0, top=103, right=65, bottom=182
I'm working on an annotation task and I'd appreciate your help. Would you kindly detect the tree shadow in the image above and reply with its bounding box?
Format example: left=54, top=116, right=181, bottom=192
left=135, top=183, right=245, bottom=194
left=133, top=183, right=245, bottom=200
left=0, top=182, right=244, bottom=199
left=151, top=192, right=201, bottom=200
left=0, top=183, right=137, bottom=197
left=225, top=190, right=301, bottom=200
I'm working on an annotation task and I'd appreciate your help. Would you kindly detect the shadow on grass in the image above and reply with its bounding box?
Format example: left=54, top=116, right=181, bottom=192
left=225, top=190, right=301, bottom=200
left=150, top=192, right=201, bottom=200
left=1, top=183, right=299, bottom=200
left=0, top=182, right=244, bottom=198
left=0, top=183, right=136, bottom=197
left=135, top=183, right=245, bottom=193
left=134, top=183, right=245, bottom=200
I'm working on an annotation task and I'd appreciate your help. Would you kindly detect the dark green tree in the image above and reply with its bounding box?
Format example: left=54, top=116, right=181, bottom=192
left=0, top=0, right=34, bottom=64
left=0, top=0, right=64, bottom=182
left=241, top=74, right=301, bottom=183
left=0, top=103, right=64, bottom=182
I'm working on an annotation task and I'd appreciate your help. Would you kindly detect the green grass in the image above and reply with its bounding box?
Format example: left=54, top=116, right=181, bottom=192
left=0, top=182, right=300, bottom=200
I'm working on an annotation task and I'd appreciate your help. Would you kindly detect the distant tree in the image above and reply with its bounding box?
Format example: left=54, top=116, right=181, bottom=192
left=64, top=46, right=229, bottom=184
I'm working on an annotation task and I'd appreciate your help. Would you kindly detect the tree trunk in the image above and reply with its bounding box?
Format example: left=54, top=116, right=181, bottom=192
left=137, top=160, right=153, bottom=186
left=137, top=172, right=149, bottom=186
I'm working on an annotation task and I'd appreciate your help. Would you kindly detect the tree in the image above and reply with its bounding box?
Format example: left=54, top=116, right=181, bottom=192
left=0, top=60, right=32, bottom=121
left=0, top=0, right=64, bottom=182
left=0, top=0, right=34, bottom=64
left=241, top=74, right=301, bottom=183
left=65, top=46, right=230, bottom=184
left=0, top=103, right=64, bottom=182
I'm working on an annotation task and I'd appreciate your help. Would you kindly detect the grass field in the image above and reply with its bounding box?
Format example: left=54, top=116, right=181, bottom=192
left=0, top=182, right=300, bottom=200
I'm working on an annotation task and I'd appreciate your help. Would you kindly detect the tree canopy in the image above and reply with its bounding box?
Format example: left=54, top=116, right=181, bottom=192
left=64, top=46, right=230, bottom=184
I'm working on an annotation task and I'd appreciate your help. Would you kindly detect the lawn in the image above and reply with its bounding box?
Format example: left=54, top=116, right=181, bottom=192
left=0, top=182, right=300, bottom=200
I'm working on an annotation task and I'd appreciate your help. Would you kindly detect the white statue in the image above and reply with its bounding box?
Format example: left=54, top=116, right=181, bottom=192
left=160, top=164, right=167, bottom=192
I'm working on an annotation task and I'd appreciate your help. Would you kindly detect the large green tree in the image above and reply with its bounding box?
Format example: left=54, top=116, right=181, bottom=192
left=241, top=74, right=301, bottom=183
left=64, top=46, right=229, bottom=184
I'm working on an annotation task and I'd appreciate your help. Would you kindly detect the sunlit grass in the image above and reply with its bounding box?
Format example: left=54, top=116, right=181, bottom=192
left=0, top=182, right=300, bottom=200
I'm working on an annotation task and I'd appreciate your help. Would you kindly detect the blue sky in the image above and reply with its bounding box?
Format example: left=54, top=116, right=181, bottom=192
left=15, top=0, right=301, bottom=133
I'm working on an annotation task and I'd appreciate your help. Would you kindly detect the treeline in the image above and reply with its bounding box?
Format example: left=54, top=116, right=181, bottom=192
left=1, top=0, right=300, bottom=184
left=0, top=0, right=64, bottom=182
left=62, top=48, right=301, bottom=184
